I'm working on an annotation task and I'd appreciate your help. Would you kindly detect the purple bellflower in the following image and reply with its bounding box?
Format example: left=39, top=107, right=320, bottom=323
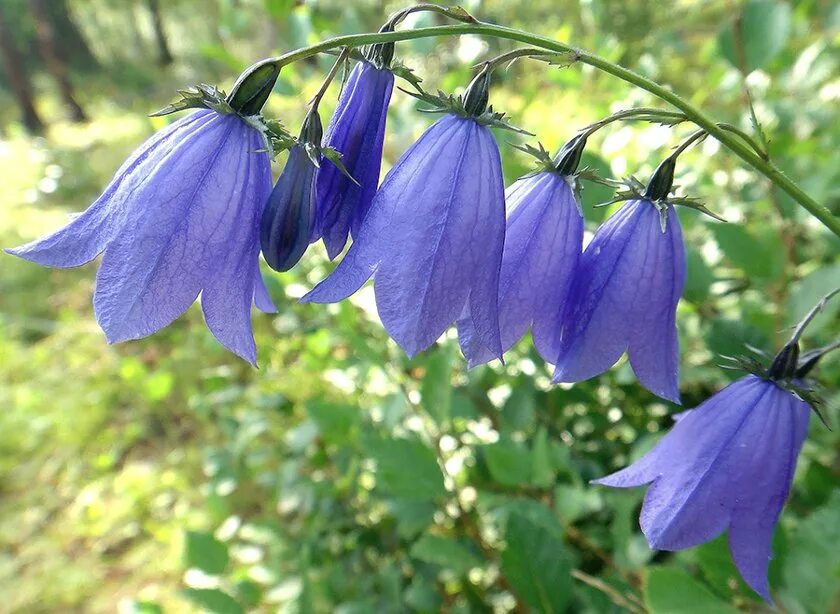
left=594, top=375, right=808, bottom=601
left=314, top=59, right=394, bottom=259
left=458, top=137, right=586, bottom=367
left=5, top=73, right=284, bottom=364
left=302, top=109, right=506, bottom=358
left=593, top=290, right=840, bottom=602
left=260, top=111, right=322, bottom=273
left=552, top=153, right=687, bottom=403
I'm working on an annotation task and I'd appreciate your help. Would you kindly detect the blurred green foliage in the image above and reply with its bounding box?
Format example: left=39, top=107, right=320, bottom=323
left=1, top=0, right=838, bottom=612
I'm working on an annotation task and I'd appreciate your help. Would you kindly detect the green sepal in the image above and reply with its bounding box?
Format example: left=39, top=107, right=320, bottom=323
left=322, top=147, right=360, bottom=186
left=718, top=353, right=833, bottom=429
left=591, top=175, right=725, bottom=230
left=150, top=84, right=233, bottom=117
left=241, top=115, right=295, bottom=159
left=391, top=60, right=423, bottom=90
left=399, top=84, right=532, bottom=134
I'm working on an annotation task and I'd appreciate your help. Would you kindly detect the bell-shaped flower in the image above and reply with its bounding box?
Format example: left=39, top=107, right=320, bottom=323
left=302, top=113, right=506, bottom=358
left=7, top=106, right=276, bottom=364
left=552, top=197, right=686, bottom=402
left=458, top=168, right=583, bottom=367
left=314, top=60, right=394, bottom=259
left=593, top=374, right=810, bottom=601
left=260, top=143, right=318, bottom=272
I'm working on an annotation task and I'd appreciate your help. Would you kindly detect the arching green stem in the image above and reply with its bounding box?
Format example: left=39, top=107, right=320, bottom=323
left=238, top=22, right=839, bottom=237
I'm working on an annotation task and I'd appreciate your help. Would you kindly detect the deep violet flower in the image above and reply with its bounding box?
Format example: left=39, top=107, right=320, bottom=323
left=552, top=198, right=686, bottom=402
left=6, top=108, right=276, bottom=364
left=314, top=60, right=394, bottom=259
left=260, top=143, right=318, bottom=272
left=302, top=113, right=506, bottom=358
left=458, top=170, right=583, bottom=367
left=593, top=375, right=810, bottom=601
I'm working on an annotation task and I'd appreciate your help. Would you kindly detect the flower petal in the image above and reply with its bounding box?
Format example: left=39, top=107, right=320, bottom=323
left=727, top=385, right=810, bottom=602
left=627, top=206, right=686, bottom=403
left=6, top=110, right=215, bottom=267
left=302, top=113, right=454, bottom=305
left=202, top=130, right=273, bottom=364
left=94, top=115, right=248, bottom=343
left=316, top=62, right=394, bottom=259
left=552, top=200, right=651, bottom=382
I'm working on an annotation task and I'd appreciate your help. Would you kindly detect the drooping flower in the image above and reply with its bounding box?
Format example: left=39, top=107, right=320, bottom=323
left=593, top=374, right=810, bottom=601
left=260, top=113, right=321, bottom=273
left=314, top=60, right=394, bottom=259
left=302, top=112, right=506, bottom=358
left=457, top=147, right=584, bottom=367
left=6, top=97, right=277, bottom=364
left=552, top=197, right=686, bottom=402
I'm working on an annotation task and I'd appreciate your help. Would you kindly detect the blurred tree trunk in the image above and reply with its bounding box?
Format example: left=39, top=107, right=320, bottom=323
left=44, top=0, right=99, bottom=70
left=0, top=4, right=44, bottom=133
left=27, top=0, right=87, bottom=122
left=147, top=0, right=173, bottom=66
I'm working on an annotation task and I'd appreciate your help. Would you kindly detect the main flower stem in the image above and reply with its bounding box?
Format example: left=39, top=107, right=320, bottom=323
left=249, top=22, right=839, bottom=237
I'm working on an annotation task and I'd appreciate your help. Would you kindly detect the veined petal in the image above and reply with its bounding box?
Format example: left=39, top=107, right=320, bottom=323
left=261, top=145, right=318, bottom=272
left=552, top=200, right=651, bottom=382
left=458, top=122, right=506, bottom=361
left=252, top=262, right=276, bottom=313
left=202, top=128, right=274, bottom=364
left=727, top=384, right=810, bottom=601
left=6, top=110, right=216, bottom=267
left=373, top=117, right=502, bottom=356
left=459, top=172, right=583, bottom=366
left=302, top=113, right=455, bottom=305
left=316, top=61, right=394, bottom=258
left=93, top=114, right=251, bottom=343
left=627, top=205, right=686, bottom=403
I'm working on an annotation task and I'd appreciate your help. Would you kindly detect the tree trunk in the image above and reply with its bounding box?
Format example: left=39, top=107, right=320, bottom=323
left=147, top=0, right=173, bottom=66
left=27, top=0, right=87, bottom=122
left=44, top=0, right=99, bottom=70
left=0, top=4, right=44, bottom=133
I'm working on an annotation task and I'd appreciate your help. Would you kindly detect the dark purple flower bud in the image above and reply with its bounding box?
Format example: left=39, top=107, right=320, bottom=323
left=458, top=171, right=583, bottom=366
left=260, top=144, right=318, bottom=272
left=6, top=109, right=275, bottom=364
left=593, top=375, right=810, bottom=602
left=314, top=60, right=394, bottom=259
left=303, top=114, right=505, bottom=358
left=553, top=199, right=686, bottom=403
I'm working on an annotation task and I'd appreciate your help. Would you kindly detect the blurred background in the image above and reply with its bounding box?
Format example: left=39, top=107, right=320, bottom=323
left=1, top=0, right=839, bottom=612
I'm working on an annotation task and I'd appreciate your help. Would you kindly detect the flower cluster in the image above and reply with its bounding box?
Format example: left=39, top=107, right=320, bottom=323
left=6, top=17, right=836, bottom=602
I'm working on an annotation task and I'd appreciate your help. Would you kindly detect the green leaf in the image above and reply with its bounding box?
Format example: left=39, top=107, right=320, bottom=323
left=718, top=0, right=792, bottom=73
left=781, top=492, right=840, bottom=612
left=123, top=601, right=163, bottom=614
left=502, top=381, right=536, bottom=431
left=690, top=535, right=759, bottom=602
left=368, top=437, right=446, bottom=500
left=579, top=152, right=615, bottom=223
left=421, top=343, right=455, bottom=424
left=645, top=567, right=739, bottom=614
left=683, top=246, right=715, bottom=305
left=182, top=589, right=243, bottom=614
left=483, top=439, right=532, bottom=487
left=410, top=534, right=483, bottom=575
left=501, top=513, right=572, bottom=614
left=404, top=576, right=443, bottom=612
left=711, top=223, right=784, bottom=280
left=531, top=427, right=555, bottom=488
left=387, top=499, right=436, bottom=539
left=306, top=401, right=358, bottom=444
left=184, top=531, right=229, bottom=575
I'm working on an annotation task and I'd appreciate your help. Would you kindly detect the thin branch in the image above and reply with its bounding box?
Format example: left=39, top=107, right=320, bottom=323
left=227, top=21, right=840, bottom=237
